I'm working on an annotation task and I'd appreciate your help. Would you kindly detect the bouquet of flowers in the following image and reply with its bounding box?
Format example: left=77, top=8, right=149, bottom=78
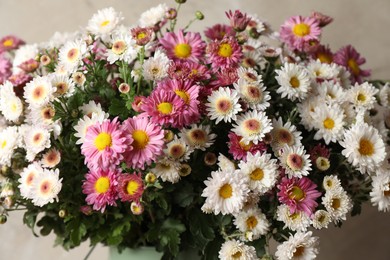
left=0, top=1, right=389, bottom=259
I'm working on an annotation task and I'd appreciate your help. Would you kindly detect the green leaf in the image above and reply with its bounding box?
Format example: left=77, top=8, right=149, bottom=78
left=162, top=218, right=186, bottom=233
left=173, top=182, right=195, bottom=207
left=160, top=229, right=181, bottom=256
left=188, top=209, right=215, bottom=251
left=108, top=98, right=129, bottom=119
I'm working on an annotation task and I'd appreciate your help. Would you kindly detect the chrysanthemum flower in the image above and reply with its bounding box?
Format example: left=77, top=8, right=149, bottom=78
left=18, top=162, right=44, bottom=199
left=207, top=36, right=242, bottom=69
left=23, top=75, right=55, bottom=108
left=41, top=148, right=61, bottom=168
left=206, top=87, right=242, bottom=124
left=87, top=7, right=123, bottom=40
left=0, top=35, right=25, bottom=52
left=233, top=206, right=270, bottom=240
left=30, top=168, right=62, bottom=207
left=370, top=169, right=390, bottom=212
left=322, top=187, right=352, bottom=223
left=233, top=78, right=270, bottom=111
left=218, top=239, right=257, bottom=260
left=204, top=24, right=236, bottom=41
left=117, top=173, right=144, bottom=202
left=0, top=126, right=18, bottom=166
left=164, top=136, right=192, bottom=162
left=312, top=44, right=333, bottom=64
left=74, top=113, right=108, bottom=145
left=151, top=157, right=181, bottom=183
left=279, top=145, right=312, bottom=178
left=276, top=204, right=311, bottom=232
left=277, top=176, right=321, bottom=217
left=334, top=45, right=371, bottom=84
left=0, top=81, right=23, bottom=122
left=58, top=40, right=87, bottom=72
left=81, top=118, right=128, bottom=171
left=323, top=175, right=342, bottom=192
left=159, top=30, right=205, bottom=62
left=225, top=10, right=251, bottom=32
left=143, top=49, right=171, bottom=81
left=51, top=74, right=76, bottom=97
left=347, top=82, right=378, bottom=112
left=138, top=3, right=168, bottom=28
left=297, top=96, right=322, bottom=131
left=82, top=168, right=119, bottom=212
left=280, top=15, right=321, bottom=52
left=271, top=117, right=302, bottom=155
left=121, top=116, right=164, bottom=170
left=131, top=27, right=154, bottom=46
left=227, top=132, right=267, bottom=160
left=275, top=231, right=319, bottom=260
left=22, top=125, right=51, bottom=162
left=180, top=124, right=217, bottom=151
left=107, top=34, right=137, bottom=64
left=312, top=209, right=332, bottom=229
left=312, top=103, right=345, bottom=144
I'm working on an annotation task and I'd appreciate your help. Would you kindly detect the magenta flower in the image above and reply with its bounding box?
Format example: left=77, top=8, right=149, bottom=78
left=81, top=117, right=128, bottom=171
left=312, top=44, right=333, bottom=64
left=225, top=10, right=251, bottom=32
left=228, top=132, right=267, bottom=161
left=159, top=29, right=206, bottom=61
left=309, top=144, right=330, bottom=164
left=207, top=36, right=242, bottom=69
left=280, top=15, right=321, bottom=52
left=0, top=53, right=12, bottom=84
left=204, top=24, right=236, bottom=41
left=117, top=173, right=144, bottom=202
left=0, top=35, right=25, bottom=52
left=333, top=45, right=371, bottom=84
left=310, top=11, right=333, bottom=28
left=277, top=176, right=322, bottom=217
left=82, top=168, right=119, bottom=213
left=167, top=60, right=191, bottom=80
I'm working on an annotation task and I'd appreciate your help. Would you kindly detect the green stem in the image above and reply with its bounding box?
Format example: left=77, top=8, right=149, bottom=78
left=136, top=46, right=146, bottom=95
left=169, top=4, right=182, bottom=32
left=183, top=18, right=197, bottom=31
left=84, top=244, right=97, bottom=260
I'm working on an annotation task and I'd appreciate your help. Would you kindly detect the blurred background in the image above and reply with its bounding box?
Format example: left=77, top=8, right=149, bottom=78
left=0, top=0, right=389, bottom=259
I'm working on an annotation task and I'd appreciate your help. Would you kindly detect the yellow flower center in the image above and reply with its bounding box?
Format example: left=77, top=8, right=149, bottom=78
left=239, top=140, right=253, bottom=151
left=174, top=43, right=192, bottom=59
left=289, top=76, right=300, bottom=88
left=10, top=102, right=18, bottom=112
left=288, top=186, right=305, bottom=201
left=246, top=216, right=258, bottom=230
left=112, top=40, right=127, bottom=55
left=95, top=177, right=110, bottom=194
left=174, top=90, right=190, bottom=104
left=232, top=251, right=242, bottom=259
left=292, top=23, right=311, bottom=37
left=218, top=43, right=233, bottom=58
left=100, top=20, right=110, bottom=27
left=3, top=39, right=13, bottom=47
left=357, top=93, right=366, bottom=102
left=323, top=117, right=335, bottom=130
left=317, top=53, right=332, bottom=64
left=219, top=183, right=233, bottom=199
left=358, top=138, right=374, bottom=156
left=94, top=132, right=112, bottom=151
left=126, top=180, right=140, bottom=195
left=347, top=58, right=360, bottom=75
left=250, top=168, right=264, bottom=181
left=132, top=130, right=149, bottom=150
left=1, top=140, right=7, bottom=149
left=157, top=102, right=173, bottom=115
left=137, top=32, right=147, bottom=40
left=331, top=198, right=341, bottom=210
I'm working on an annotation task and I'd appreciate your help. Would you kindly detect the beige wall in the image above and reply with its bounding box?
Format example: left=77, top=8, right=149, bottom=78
left=0, top=0, right=389, bottom=259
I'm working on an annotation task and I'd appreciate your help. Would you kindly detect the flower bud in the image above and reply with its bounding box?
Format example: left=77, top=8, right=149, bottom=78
left=131, top=201, right=144, bottom=215
left=175, top=0, right=186, bottom=4
left=165, top=8, right=177, bottom=20
left=178, top=164, right=191, bottom=177
left=40, top=55, right=51, bottom=66
left=118, top=83, right=130, bottom=94
left=3, top=197, right=13, bottom=209
left=164, top=130, right=174, bottom=143
left=145, top=172, right=157, bottom=184
left=80, top=205, right=93, bottom=216
left=195, top=11, right=204, bottom=20
left=204, top=152, right=217, bottom=166
left=0, top=215, right=7, bottom=224
left=316, top=156, right=330, bottom=171
left=58, top=209, right=67, bottom=218
left=248, top=27, right=260, bottom=39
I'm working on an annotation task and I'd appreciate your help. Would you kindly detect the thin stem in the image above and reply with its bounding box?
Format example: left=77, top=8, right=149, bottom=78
left=136, top=46, right=146, bottom=95
left=84, top=244, right=97, bottom=260
left=183, top=18, right=197, bottom=31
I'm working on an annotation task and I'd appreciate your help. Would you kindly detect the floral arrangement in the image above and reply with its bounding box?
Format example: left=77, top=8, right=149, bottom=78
left=0, top=1, right=389, bottom=259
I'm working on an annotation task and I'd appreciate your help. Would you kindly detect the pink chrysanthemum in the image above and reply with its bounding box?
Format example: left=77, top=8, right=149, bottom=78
left=333, top=45, right=371, bottom=84
left=81, top=117, right=128, bottom=171
left=140, top=88, right=186, bottom=127
left=0, top=53, right=12, bottom=84
left=0, top=35, right=25, bottom=52
left=207, top=36, right=242, bottom=69
left=159, top=29, right=206, bottom=61
left=228, top=132, right=267, bottom=160
left=121, top=116, right=165, bottom=169
left=280, top=15, right=321, bottom=52
left=225, top=10, right=251, bottom=32
left=204, top=24, right=236, bottom=41
left=159, top=79, right=200, bottom=127
left=309, top=144, right=330, bottom=164
left=277, top=176, right=322, bottom=217
left=209, top=67, right=239, bottom=89
left=186, top=61, right=211, bottom=81
left=117, top=172, right=144, bottom=202
left=167, top=60, right=191, bottom=80
left=312, top=44, right=333, bottom=64
left=82, top=168, right=119, bottom=213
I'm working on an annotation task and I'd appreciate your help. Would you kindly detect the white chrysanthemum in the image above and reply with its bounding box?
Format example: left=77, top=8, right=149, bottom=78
left=370, top=170, right=390, bottom=212
left=206, top=87, right=242, bottom=124
left=279, top=145, right=312, bottom=178
left=143, top=49, right=170, bottom=81
left=79, top=100, right=107, bottom=118
left=107, top=34, right=138, bottom=64
left=347, top=82, right=378, bottom=111
left=237, top=66, right=262, bottom=85
left=217, top=154, right=236, bottom=173
left=340, top=123, right=386, bottom=174
left=44, top=31, right=80, bottom=50
left=218, top=239, right=258, bottom=260
left=202, top=169, right=249, bottom=215
left=238, top=151, right=278, bottom=194
left=30, top=168, right=62, bottom=207
left=233, top=78, right=270, bottom=111
left=74, top=113, right=108, bottom=145
left=275, top=231, right=319, bottom=260
left=40, top=148, right=61, bottom=168
left=378, top=83, right=390, bottom=107
left=87, top=7, right=123, bottom=40
left=232, top=110, right=272, bottom=145
left=271, top=117, right=302, bottom=154
left=333, top=64, right=351, bottom=88
left=138, top=3, right=168, bottom=27
left=58, top=40, right=87, bottom=72
left=307, top=59, right=339, bottom=81
left=316, top=81, right=346, bottom=104
left=0, top=126, right=19, bottom=166
left=297, top=96, right=322, bottom=131
left=234, top=206, right=270, bottom=241
left=311, top=209, right=331, bottom=230
left=322, top=187, right=352, bottom=223
left=164, top=136, right=192, bottom=162
left=18, top=162, right=44, bottom=199
left=25, top=105, right=56, bottom=127
left=276, top=204, right=311, bottom=232
left=322, top=175, right=342, bottom=192
left=51, top=74, right=76, bottom=97
left=24, top=76, right=55, bottom=108
left=179, top=124, right=216, bottom=151
left=0, top=81, right=23, bottom=122
left=312, top=103, right=345, bottom=144
left=275, top=62, right=311, bottom=101
left=151, top=158, right=181, bottom=183
left=22, top=125, right=51, bottom=161
left=12, top=44, right=39, bottom=74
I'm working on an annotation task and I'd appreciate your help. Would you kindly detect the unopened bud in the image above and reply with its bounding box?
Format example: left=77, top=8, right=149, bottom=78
left=145, top=172, right=157, bottom=184
left=175, top=0, right=186, bottom=4
left=40, top=55, right=51, bottom=66
left=164, top=130, right=174, bottom=143
left=195, top=11, right=204, bottom=20
left=165, top=8, right=177, bottom=20
left=0, top=215, right=7, bottom=224
left=178, top=164, right=191, bottom=177
left=118, top=83, right=130, bottom=94
left=3, top=197, right=13, bottom=209
left=204, top=152, right=217, bottom=166
left=58, top=209, right=67, bottom=218
left=316, top=157, right=330, bottom=171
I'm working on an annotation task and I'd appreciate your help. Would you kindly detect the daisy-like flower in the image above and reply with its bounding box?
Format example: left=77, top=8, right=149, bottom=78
left=22, top=125, right=51, bottom=162
left=0, top=81, right=23, bottom=122
left=151, top=158, right=181, bottom=183
left=138, top=3, right=168, bottom=28
left=275, top=62, right=311, bottom=101
left=74, top=113, right=108, bottom=145
left=218, top=239, right=257, bottom=260
left=307, top=59, right=339, bottom=81
left=12, top=44, right=38, bottom=74
left=0, top=126, right=19, bottom=166
left=334, top=45, right=371, bottom=84
left=340, top=123, right=386, bottom=174
left=207, top=36, right=242, bottom=69
left=370, top=170, right=390, bottom=212
left=311, top=209, right=332, bottom=229
left=23, top=76, right=55, bottom=108
left=143, top=49, right=170, bottom=81
left=51, top=74, right=76, bottom=97
left=238, top=151, right=278, bottom=194
left=82, top=168, right=118, bottom=213
left=297, top=96, right=322, bottom=131
left=227, top=132, right=267, bottom=161
left=312, top=103, right=345, bottom=144
left=217, top=153, right=236, bottom=173
left=79, top=100, right=107, bottom=118
left=322, top=175, right=342, bottom=191
left=347, top=82, right=378, bottom=112
left=237, top=67, right=262, bottom=84
left=180, top=124, right=217, bottom=151
left=87, top=7, right=123, bottom=40
left=275, top=231, right=319, bottom=260
left=277, top=176, right=321, bottom=217
left=271, top=118, right=302, bottom=155
left=312, top=44, right=333, bottom=64
left=204, top=24, right=236, bottom=41
left=315, top=81, right=345, bottom=104
left=18, top=162, right=44, bottom=199
left=233, top=78, right=270, bottom=111
left=107, top=34, right=137, bottom=64
left=58, top=40, right=87, bottom=72
left=276, top=204, right=311, bottom=232
left=164, top=136, right=192, bottom=162
left=233, top=206, right=270, bottom=240
left=81, top=118, right=128, bottom=171
left=322, top=187, right=352, bottom=223
left=206, top=87, right=241, bottom=124
left=232, top=110, right=273, bottom=145
left=159, top=30, right=205, bottom=61
left=41, top=148, right=61, bottom=168
left=121, top=116, right=164, bottom=170
left=0, top=35, right=25, bottom=52
left=117, top=173, right=144, bottom=202
left=30, top=168, right=62, bottom=207
left=279, top=145, right=312, bottom=178
left=202, top=169, right=249, bottom=215
left=280, top=15, right=321, bottom=52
